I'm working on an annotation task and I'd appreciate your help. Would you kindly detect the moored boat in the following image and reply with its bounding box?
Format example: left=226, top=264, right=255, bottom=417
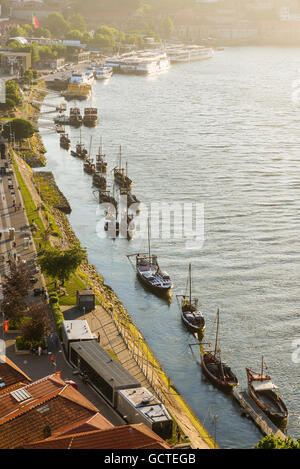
left=176, top=264, right=205, bottom=336
left=69, top=107, right=83, bottom=127
left=95, top=137, right=107, bottom=173
left=60, top=132, right=71, bottom=150
left=246, top=357, right=288, bottom=428
left=93, top=172, right=106, bottom=189
left=201, top=309, right=238, bottom=392
left=83, top=107, right=98, bottom=127
left=95, top=66, right=113, bottom=79
left=128, top=219, right=172, bottom=296
left=114, top=146, right=132, bottom=190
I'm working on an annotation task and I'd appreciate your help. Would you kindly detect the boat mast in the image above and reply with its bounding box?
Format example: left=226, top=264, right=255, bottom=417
left=148, top=217, right=151, bottom=262
left=189, top=263, right=192, bottom=304
left=89, top=136, right=93, bottom=160
left=261, top=355, right=264, bottom=378
left=214, top=309, right=220, bottom=356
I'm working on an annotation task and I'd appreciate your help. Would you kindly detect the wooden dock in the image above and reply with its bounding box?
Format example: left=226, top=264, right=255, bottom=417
left=232, top=388, right=286, bottom=439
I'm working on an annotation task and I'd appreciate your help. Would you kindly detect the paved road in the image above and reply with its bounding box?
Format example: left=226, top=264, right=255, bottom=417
left=0, top=150, right=125, bottom=426
left=0, top=152, right=43, bottom=303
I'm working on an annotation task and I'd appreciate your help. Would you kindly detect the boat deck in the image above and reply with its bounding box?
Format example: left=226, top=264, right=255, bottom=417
left=233, top=388, right=286, bottom=438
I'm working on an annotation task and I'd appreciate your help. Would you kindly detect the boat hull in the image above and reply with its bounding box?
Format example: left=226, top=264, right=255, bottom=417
left=201, top=352, right=238, bottom=393
left=136, top=270, right=172, bottom=296
left=181, top=313, right=205, bottom=335
left=248, top=388, right=288, bottom=429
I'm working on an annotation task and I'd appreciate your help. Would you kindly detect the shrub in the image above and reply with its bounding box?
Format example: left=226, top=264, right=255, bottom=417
left=16, top=336, right=46, bottom=351
left=50, top=301, right=64, bottom=337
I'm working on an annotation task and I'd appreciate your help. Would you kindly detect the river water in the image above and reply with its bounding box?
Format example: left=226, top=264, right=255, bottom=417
left=38, top=47, right=300, bottom=448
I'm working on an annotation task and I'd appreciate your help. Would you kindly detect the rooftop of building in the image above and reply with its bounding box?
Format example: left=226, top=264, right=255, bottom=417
left=0, top=355, right=32, bottom=396
left=0, top=373, right=113, bottom=449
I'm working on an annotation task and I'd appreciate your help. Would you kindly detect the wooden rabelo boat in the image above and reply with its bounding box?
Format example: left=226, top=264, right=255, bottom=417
left=246, top=357, right=288, bottom=427
left=201, top=309, right=238, bottom=392
left=71, top=128, right=87, bottom=159
left=60, top=133, right=71, bottom=150
left=69, top=107, right=83, bottom=127
left=128, top=219, right=172, bottom=296
left=83, top=107, right=98, bottom=127
left=96, top=137, right=107, bottom=173
left=71, top=142, right=88, bottom=159
left=93, top=172, right=106, bottom=189
left=113, top=146, right=132, bottom=190
left=176, top=264, right=205, bottom=336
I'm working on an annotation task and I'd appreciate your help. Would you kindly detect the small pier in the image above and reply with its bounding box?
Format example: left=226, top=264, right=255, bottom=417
left=232, top=388, right=286, bottom=438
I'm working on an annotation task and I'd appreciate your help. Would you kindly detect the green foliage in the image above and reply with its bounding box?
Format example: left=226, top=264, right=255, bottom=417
left=22, top=68, right=38, bottom=84
left=68, top=13, right=87, bottom=32
left=5, top=80, right=22, bottom=107
left=50, top=301, right=64, bottom=335
left=39, top=245, right=87, bottom=285
left=66, top=29, right=83, bottom=41
left=44, top=12, right=70, bottom=37
left=2, top=288, right=27, bottom=321
left=3, top=118, right=35, bottom=141
left=255, top=435, right=300, bottom=449
left=16, top=336, right=46, bottom=351
left=9, top=42, right=40, bottom=65
left=93, top=33, right=115, bottom=48
left=9, top=25, right=27, bottom=37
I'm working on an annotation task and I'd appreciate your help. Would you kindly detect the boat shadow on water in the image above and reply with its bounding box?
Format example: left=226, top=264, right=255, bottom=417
left=133, top=276, right=173, bottom=305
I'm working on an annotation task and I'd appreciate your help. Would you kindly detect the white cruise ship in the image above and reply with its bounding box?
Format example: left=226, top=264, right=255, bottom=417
left=94, top=66, right=113, bottom=80
left=167, top=45, right=214, bottom=63
left=105, top=51, right=170, bottom=76
left=69, top=71, right=95, bottom=85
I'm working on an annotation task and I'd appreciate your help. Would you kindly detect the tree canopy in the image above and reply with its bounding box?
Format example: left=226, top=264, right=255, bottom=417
left=255, top=435, right=300, bottom=450
left=38, top=245, right=87, bottom=285
left=3, top=119, right=35, bottom=141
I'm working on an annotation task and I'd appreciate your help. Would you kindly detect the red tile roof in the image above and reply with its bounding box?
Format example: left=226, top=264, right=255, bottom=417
left=24, top=424, right=172, bottom=450
left=0, top=374, right=104, bottom=449
left=0, top=355, right=31, bottom=396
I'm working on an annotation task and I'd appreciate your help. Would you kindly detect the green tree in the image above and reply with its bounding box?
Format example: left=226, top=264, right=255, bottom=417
left=3, top=119, right=35, bottom=141
left=5, top=80, right=22, bottom=106
left=159, top=17, right=174, bottom=40
left=93, top=33, right=115, bottom=48
left=20, top=302, right=51, bottom=343
left=82, top=31, right=93, bottom=43
left=22, top=24, right=34, bottom=37
left=68, top=13, right=87, bottom=32
left=2, top=287, right=27, bottom=322
left=9, top=25, right=26, bottom=37
left=66, top=29, right=83, bottom=41
left=39, top=245, right=87, bottom=285
left=255, top=435, right=300, bottom=449
left=44, top=12, right=70, bottom=37
left=3, top=261, right=31, bottom=297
